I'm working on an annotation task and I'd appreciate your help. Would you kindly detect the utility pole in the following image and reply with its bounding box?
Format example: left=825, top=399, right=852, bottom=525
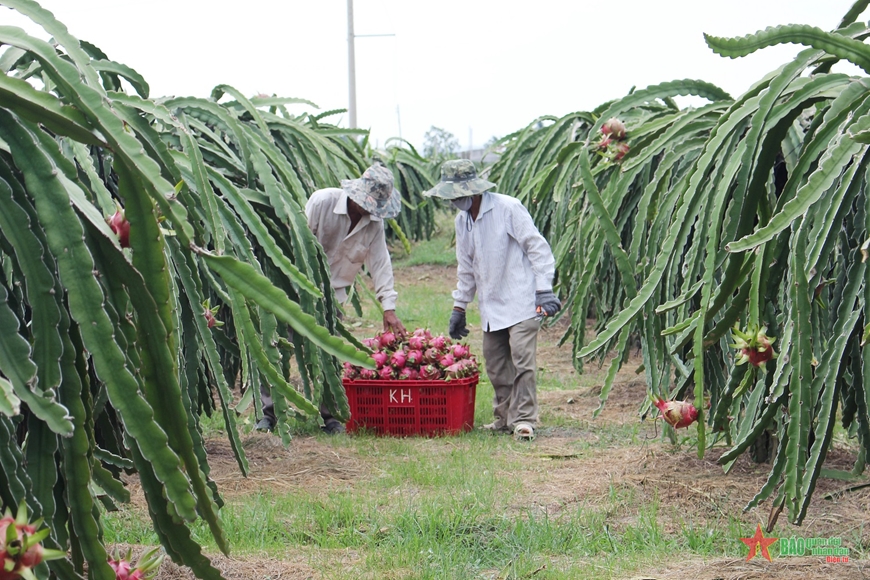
left=347, top=0, right=394, bottom=131
left=347, top=0, right=357, bottom=128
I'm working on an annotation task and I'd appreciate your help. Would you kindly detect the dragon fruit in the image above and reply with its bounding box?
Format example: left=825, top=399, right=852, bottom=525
left=594, top=118, right=629, bottom=163
left=371, top=351, right=389, bottom=367
left=419, top=364, right=442, bottom=380
left=390, top=350, right=407, bottom=369
left=614, top=142, right=630, bottom=160
left=651, top=396, right=698, bottom=429
left=108, top=547, right=164, bottom=580
left=342, top=362, right=359, bottom=381
left=0, top=502, right=64, bottom=580
left=108, top=207, right=131, bottom=248
left=451, top=344, right=470, bottom=359
left=731, top=324, right=777, bottom=368
left=344, top=329, right=477, bottom=383
left=423, top=347, right=441, bottom=365
left=378, top=331, right=397, bottom=350
left=601, top=117, right=627, bottom=140
left=201, top=299, right=223, bottom=329
left=445, top=359, right=478, bottom=379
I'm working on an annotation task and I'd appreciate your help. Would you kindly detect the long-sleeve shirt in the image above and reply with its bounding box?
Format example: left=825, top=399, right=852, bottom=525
left=452, top=192, right=555, bottom=332
left=305, top=188, right=398, bottom=311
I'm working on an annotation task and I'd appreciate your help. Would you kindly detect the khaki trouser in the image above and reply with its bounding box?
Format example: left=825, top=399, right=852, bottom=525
left=482, top=317, right=540, bottom=430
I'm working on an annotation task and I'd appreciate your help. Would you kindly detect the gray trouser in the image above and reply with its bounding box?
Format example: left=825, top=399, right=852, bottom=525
left=482, top=317, right=540, bottom=429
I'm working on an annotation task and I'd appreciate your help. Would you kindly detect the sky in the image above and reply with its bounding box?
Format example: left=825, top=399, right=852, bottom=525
left=3, top=0, right=864, bottom=151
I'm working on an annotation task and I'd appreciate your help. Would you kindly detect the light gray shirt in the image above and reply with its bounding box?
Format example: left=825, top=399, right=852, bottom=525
left=452, top=192, right=555, bottom=332
left=305, top=188, right=398, bottom=311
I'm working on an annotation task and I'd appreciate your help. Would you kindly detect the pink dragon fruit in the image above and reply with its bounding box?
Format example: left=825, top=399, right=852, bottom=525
left=108, top=207, right=131, bottom=248
left=359, top=368, right=377, bottom=380
left=397, top=367, right=419, bottom=380
left=429, top=335, right=449, bottom=351
left=379, top=366, right=396, bottom=380
left=362, top=337, right=380, bottom=349
left=451, top=343, right=470, bottom=359
left=342, top=362, right=359, bottom=381
left=614, top=142, right=630, bottom=161
left=601, top=117, right=627, bottom=140
left=412, top=328, right=432, bottom=340
left=423, top=347, right=441, bottom=365
left=390, top=350, right=407, bottom=369
left=651, top=396, right=698, bottom=429
left=406, top=350, right=423, bottom=366
left=372, top=351, right=389, bottom=368
left=439, top=354, right=455, bottom=368
left=408, top=335, right=425, bottom=350
left=0, top=502, right=64, bottom=580
left=108, top=547, right=164, bottom=580
left=420, top=364, right=442, bottom=380
left=445, top=359, right=478, bottom=379
left=378, top=331, right=397, bottom=349
left=460, top=358, right=478, bottom=374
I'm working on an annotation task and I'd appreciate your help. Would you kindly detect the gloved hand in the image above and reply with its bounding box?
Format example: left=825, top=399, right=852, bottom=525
left=448, top=308, right=469, bottom=339
left=535, top=290, right=562, bottom=317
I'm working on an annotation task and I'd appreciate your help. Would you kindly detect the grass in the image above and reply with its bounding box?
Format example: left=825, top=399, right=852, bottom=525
left=101, top=222, right=868, bottom=579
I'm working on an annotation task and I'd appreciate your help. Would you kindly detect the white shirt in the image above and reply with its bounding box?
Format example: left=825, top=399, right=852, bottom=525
left=305, top=188, right=398, bottom=311
left=452, top=192, right=555, bottom=332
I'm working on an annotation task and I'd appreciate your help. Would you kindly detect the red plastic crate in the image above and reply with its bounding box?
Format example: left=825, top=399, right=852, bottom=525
left=342, top=375, right=478, bottom=436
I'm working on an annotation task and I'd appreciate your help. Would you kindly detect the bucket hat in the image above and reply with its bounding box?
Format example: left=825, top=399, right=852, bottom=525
left=341, top=163, right=401, bottom=219
left=424, top=159, right=496, bottom=200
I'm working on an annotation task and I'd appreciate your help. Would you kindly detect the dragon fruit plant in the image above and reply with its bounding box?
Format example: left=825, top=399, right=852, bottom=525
left=344, top=328, right=478, bottom=382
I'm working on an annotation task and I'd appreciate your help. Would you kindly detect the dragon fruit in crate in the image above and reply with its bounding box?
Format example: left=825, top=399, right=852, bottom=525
left=343, top=328, right=478, bottom=382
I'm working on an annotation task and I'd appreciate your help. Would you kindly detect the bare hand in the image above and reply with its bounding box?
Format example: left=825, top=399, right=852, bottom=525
left=383, top=310, right=407, bottom=338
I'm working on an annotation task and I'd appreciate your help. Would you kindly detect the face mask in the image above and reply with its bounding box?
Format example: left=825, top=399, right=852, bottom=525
left=452, top=197, right=473, bottom=211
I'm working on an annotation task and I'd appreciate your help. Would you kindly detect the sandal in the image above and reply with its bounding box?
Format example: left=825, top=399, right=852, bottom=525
left=513, top=422, right=535, bottom=441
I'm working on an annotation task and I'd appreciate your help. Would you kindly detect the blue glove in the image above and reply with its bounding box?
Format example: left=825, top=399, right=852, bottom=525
left=535, top=290, right=561, bottom=317
left=449, top=308, right=469, bottom=339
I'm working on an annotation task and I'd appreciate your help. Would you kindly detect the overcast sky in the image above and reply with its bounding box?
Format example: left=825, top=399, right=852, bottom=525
left=4, top=1, right=863, bottom=151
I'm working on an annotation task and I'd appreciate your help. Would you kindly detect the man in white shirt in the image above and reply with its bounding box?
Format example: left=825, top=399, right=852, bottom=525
left=257, top=162, right=407, bottom=433
left=424, top=160, right=560, bottom=441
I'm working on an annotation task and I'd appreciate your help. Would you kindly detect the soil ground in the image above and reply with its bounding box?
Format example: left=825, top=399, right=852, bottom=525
left=136, top=264, right=868, bottom=580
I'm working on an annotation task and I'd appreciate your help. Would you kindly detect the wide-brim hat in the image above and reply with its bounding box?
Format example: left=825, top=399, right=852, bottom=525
left=424, top=159, right=496, bottom=200
left=341, top=163, right=402, bottom=219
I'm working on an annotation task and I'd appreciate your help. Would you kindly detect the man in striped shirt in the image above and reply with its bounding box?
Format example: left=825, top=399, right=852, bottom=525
left=424, top=160, right=561, bottom=441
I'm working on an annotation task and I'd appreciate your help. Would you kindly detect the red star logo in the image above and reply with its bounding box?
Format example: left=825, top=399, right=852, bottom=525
left=740, top=524, right=778, bottom=561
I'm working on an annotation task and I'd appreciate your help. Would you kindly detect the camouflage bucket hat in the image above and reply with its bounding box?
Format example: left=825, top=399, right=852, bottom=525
left=341, top=163, right=401, bottom=219
left=424, top=159, right=496, bottom=200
